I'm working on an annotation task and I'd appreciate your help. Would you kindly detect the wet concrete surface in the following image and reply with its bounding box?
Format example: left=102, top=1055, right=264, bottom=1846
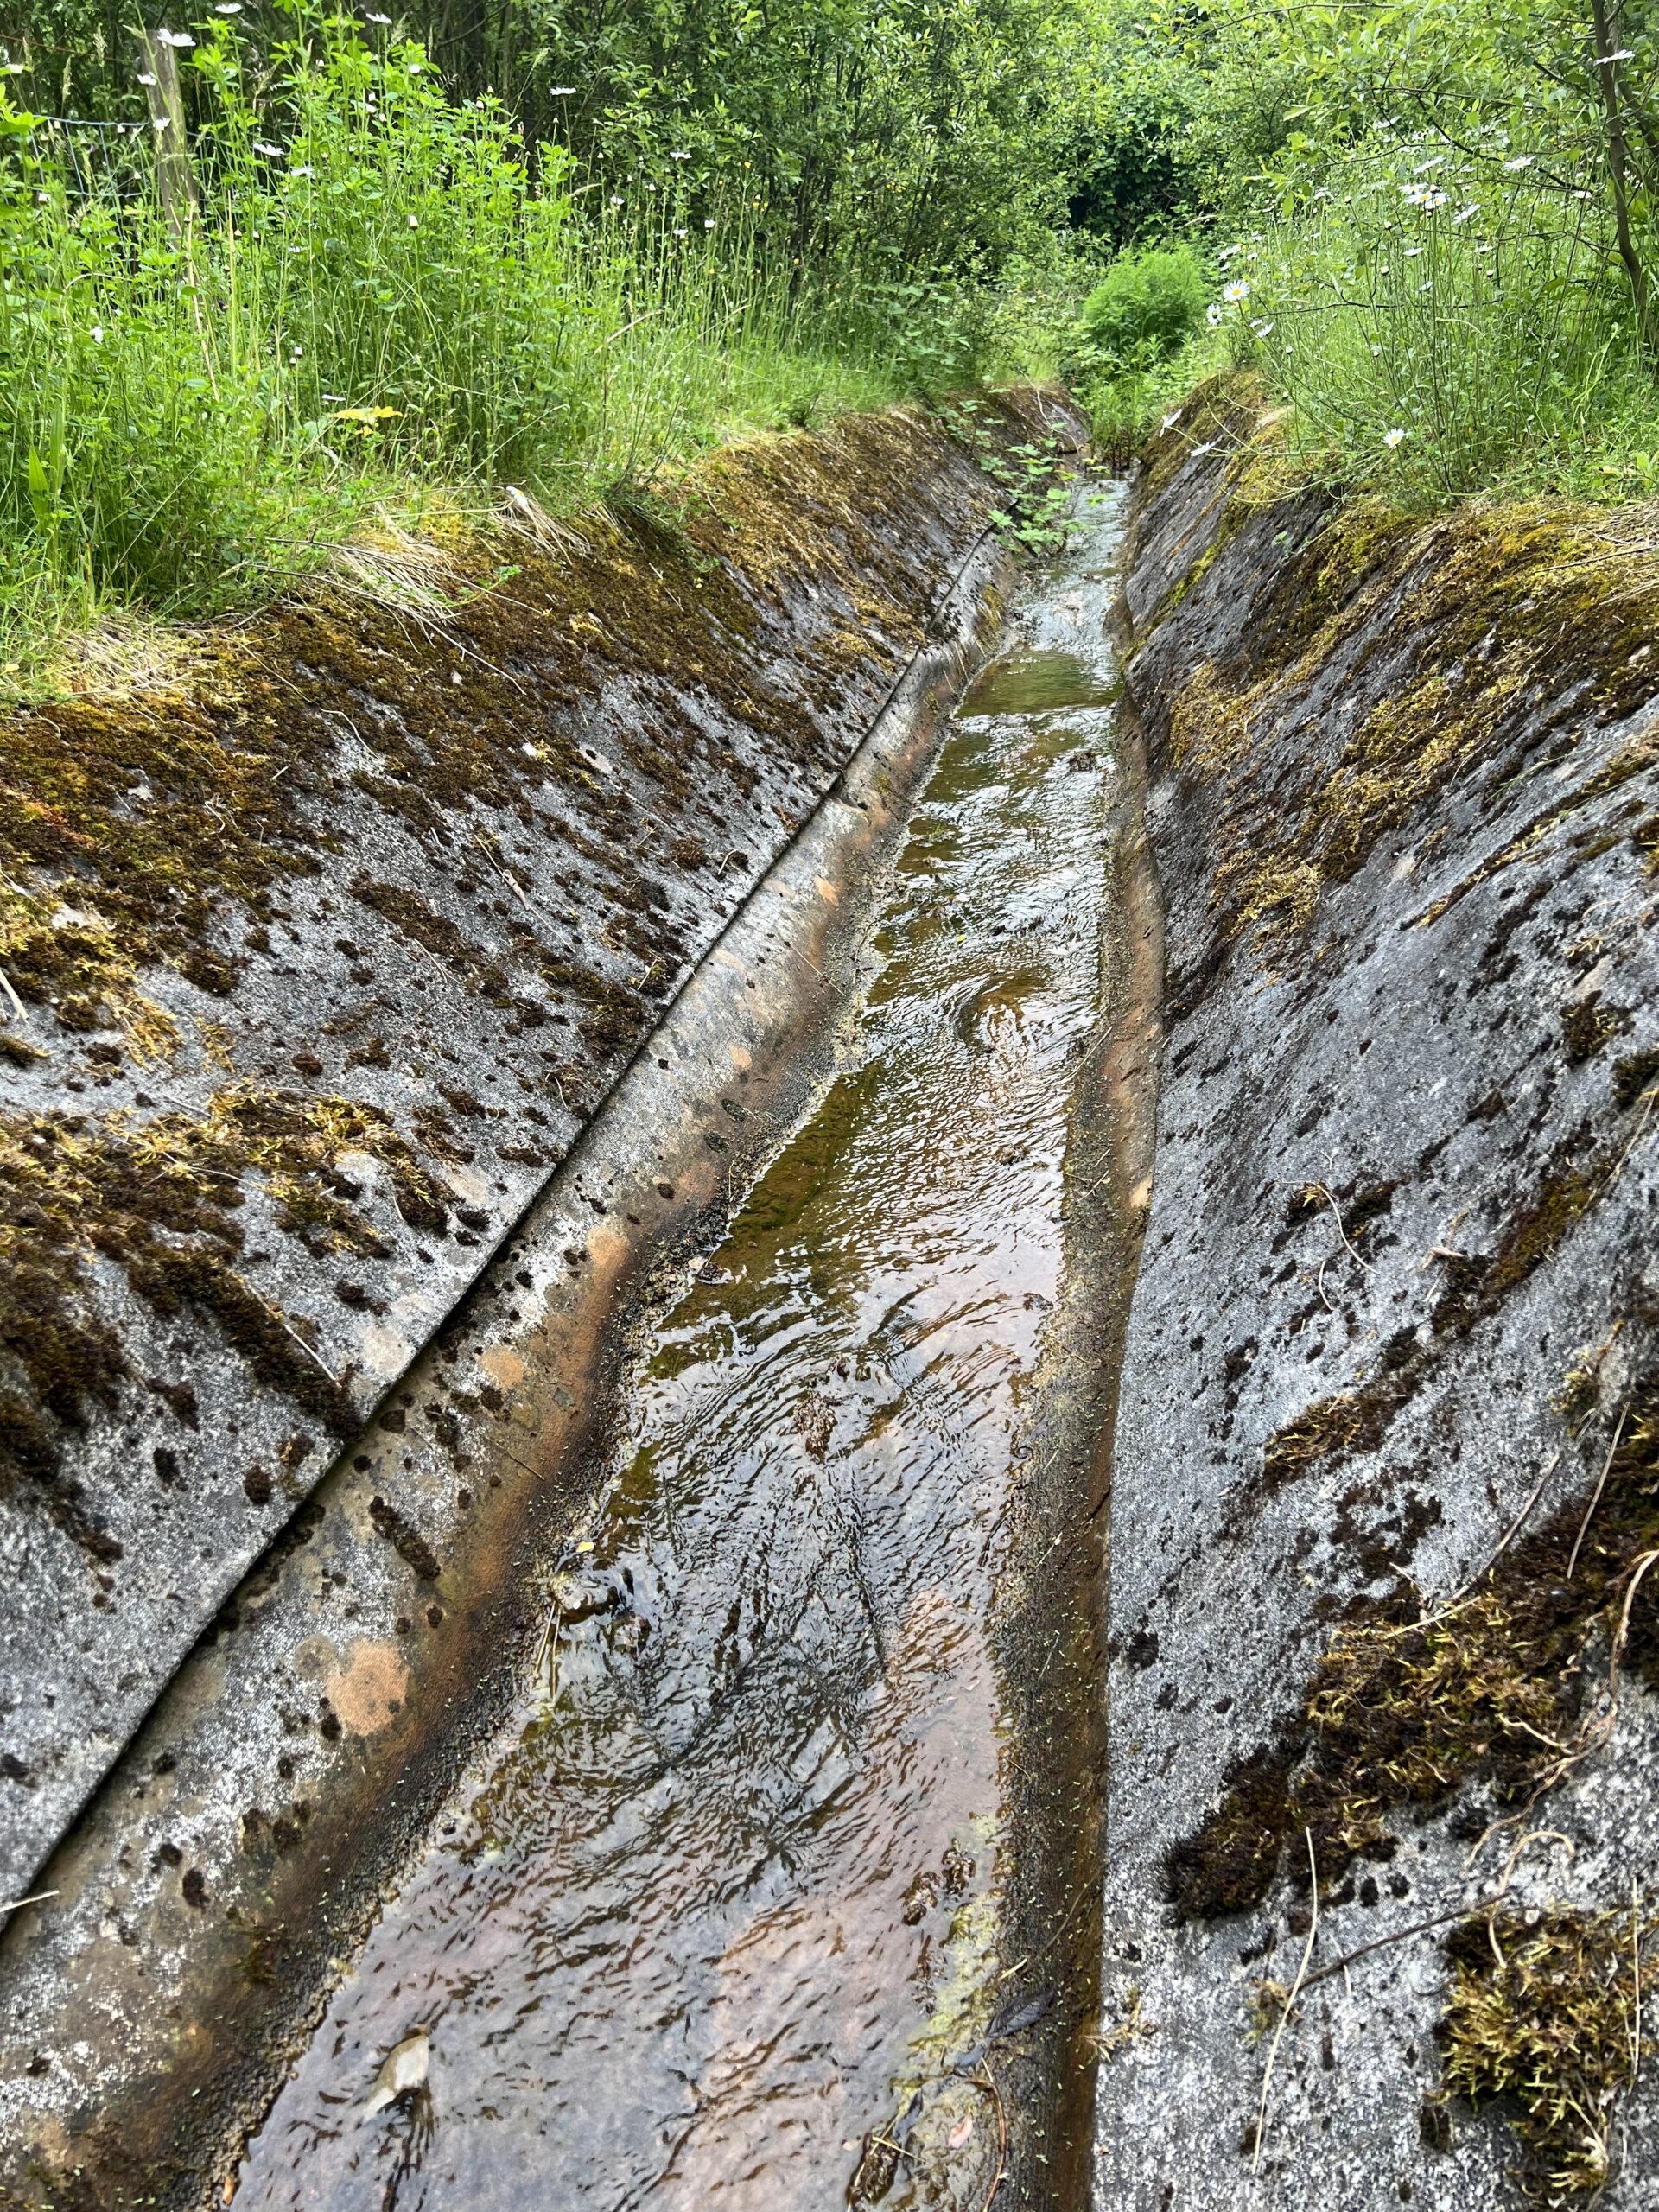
left=231, top=487, right=1130, bottom=2212
left=0, top=405, right=1030, bottom=1904
left=1093, top=406, right=1659, bottom=2208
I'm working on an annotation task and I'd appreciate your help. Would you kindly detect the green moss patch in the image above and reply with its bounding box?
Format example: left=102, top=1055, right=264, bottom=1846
left=1140, top=454, right=1659, bottom=981
left=1168, top=1359, right=1659, bottom=1916
left=1435, top=1903, right=1650, bottom=2199
left=0, top=1086, right=452, bottom=1525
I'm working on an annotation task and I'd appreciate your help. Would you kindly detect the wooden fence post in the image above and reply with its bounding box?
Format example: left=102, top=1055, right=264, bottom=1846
left=135, top=26, right=198, bottom=231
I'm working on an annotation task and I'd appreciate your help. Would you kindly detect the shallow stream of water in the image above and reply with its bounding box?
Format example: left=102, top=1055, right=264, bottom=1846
left=235, top=484, right=1127, bottom=2212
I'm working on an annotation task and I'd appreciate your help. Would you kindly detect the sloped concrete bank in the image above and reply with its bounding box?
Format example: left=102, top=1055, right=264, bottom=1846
left=1095, top=397, right=1659, bottom=2209
left=0, top=391, right=1085, bottom=2208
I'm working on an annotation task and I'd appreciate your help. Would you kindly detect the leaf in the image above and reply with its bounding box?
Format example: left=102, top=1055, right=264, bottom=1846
left=364, top=2028, right=429, bottom=2116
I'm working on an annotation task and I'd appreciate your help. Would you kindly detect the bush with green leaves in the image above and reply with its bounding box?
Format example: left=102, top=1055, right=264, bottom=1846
left=1079, top=242, right=1209, bottom=367
left=0, top=0, right=1078, bottom=674
left=1213, top=128, right=1652, bottom=505
left=1049, top=0, right=1659, bottom=507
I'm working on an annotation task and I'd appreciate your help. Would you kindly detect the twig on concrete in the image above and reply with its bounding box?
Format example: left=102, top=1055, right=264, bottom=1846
left=1632, top=1875, right=1645, bottom=2090
left=0, top=963, right=27, bottom=1023
left=1298, top=1903, right=1474, bottom=1993
left=974, top=2061, right=1007, bottom=2212
left=1303, top=1834, right=1573, bottom=1993
left=276, top=1308, right=345, bottom=1389
left=1252, top=1828, right=1319, bottom=2177
left=1312, top=1182, right=1372, bottom=1271
left=1529, top=1548, right=1659, bottom=1797
left=0, top=1889, right=59, bottom=1920
left=1427, top=1450, right=1564, bottom=1624
left=473, top=830, right=536, bottom=917
left=1568, top=1405, right=1629, bottom=1580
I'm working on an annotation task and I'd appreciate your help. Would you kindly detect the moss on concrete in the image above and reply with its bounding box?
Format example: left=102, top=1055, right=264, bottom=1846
left=1140, top=459, right=1659, bottom=977
left=0, top=404, right=1008, bottom=1532
left=1435, top=1902, right=1651, bottom=2199
left=1168, top=1359, right=1659, bottom=1916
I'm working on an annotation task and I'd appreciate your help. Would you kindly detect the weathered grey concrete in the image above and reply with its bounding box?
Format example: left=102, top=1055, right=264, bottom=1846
left=0, top=401, right=1076, bottom=1907
left=0, top=404, right=1108, bottom=2206
left=1094, top=404, right=1659, bottom=2207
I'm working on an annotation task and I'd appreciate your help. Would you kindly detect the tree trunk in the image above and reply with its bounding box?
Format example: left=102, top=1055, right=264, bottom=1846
left=1589, top=0, right=1659, bottom=355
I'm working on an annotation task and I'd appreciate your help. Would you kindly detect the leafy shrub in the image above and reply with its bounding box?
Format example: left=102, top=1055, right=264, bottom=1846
left=1079, top=243, right=1209, bottom=368
left=1217, top=136, right=1649, bottom=506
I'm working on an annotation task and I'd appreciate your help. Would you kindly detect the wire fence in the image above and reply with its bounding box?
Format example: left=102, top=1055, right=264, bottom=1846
left=35, top=116, right=155, bottom=200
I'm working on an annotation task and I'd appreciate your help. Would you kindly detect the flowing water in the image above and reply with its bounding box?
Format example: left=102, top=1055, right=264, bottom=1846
left=236, top=484, right=1127, bottom=2212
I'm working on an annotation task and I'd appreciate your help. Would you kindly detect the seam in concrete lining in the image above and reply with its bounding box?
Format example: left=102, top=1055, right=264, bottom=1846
left=0, top=400, right=1058, bottom=1907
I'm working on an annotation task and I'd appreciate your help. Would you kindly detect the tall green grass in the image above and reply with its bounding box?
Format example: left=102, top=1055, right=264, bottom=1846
left=0, top=10, right=1020, bottom=680
left=1212, top=138, right=1655, bottom=507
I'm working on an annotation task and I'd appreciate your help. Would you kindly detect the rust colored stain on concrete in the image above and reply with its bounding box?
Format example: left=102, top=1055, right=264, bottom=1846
left=324, top=1642, right=410, bottom=1736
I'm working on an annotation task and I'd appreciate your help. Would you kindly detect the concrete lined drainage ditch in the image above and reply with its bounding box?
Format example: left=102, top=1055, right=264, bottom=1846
left=0, top=423, right=1160, bottom=2212
left=229, top=485, right=1134, bottom=2212
left=16, top=378, right=1651, bottom=2212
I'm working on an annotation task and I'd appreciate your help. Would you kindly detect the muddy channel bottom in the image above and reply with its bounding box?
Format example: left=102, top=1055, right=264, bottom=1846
left=235, top=486, right=1128, bottom=2212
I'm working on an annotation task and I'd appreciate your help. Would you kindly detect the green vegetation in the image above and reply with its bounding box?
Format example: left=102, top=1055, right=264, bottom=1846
left=1071, top=240, right=1212, bottom=461
left=0, top=0, right=1113, bottom=677
left=19, top=0, right=1659, bottom=663
left=1437, top=1904, right=1653, bottom=2199
left=1065, top=0, right=1659, bottom=505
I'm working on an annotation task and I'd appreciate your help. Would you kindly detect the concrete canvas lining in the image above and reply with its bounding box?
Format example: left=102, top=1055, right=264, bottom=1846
left=0, top=399, right=1072, bottom=1904
left=1095, top=397, right=1659, bottom=2208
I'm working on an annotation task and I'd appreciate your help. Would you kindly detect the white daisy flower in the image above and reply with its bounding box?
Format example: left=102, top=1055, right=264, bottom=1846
left=155, top=27, right=195, bottom=45
left=1222, top=278, right=1249, bottom=302
left=1503, top=155, right=1534, bottom=170
left=1383, top=427, right=1406, bottom=448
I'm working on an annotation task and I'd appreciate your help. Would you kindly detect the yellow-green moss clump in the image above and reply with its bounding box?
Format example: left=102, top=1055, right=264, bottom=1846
left=0, top=1084, right=467, bottom=1546
left=1167, top=1362, right=1659, bottom=1918
left=1434, top=1903, right=1651, bottom=2199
